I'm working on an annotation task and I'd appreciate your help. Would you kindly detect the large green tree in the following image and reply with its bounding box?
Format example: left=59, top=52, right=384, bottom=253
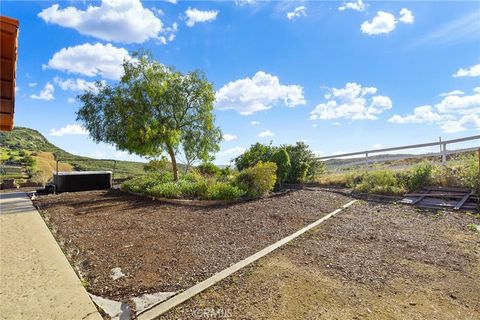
left=76, top=51, right=221, bottom=181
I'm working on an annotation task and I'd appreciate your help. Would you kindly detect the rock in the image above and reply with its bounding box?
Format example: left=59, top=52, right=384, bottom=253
left=111, top=267, right=125, bottom=280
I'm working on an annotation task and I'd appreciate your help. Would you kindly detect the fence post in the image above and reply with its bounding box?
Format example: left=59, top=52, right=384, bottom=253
left=441, top=143, right=447, bottom=164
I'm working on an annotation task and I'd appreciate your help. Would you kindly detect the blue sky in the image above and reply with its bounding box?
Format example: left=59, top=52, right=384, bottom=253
left=3, top=0, right=480, bottom=164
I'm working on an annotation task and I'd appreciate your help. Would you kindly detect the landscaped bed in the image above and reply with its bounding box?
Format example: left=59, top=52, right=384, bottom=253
left=33, top=187, right=351, bottom=301
left=159, top=200, right=480, bottom=319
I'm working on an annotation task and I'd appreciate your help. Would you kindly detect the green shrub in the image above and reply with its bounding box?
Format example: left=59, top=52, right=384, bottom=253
left=353, top=170, right=405, bottom=195
left=197, top=162, right=220, bottom=176
left=234, top=143, right=275, bottom=171
left=284, top=142, right=321, bottom=183
left=271, top=148, right=291, bottom=187
left=205, top=182, right=245, bottom=200
left=235, top=161, right=277, bottom=197
left=405, top=162, right=433, bottom=192
left=122, top=172, right=173, bottom=193
left=456, top=154, right=480, bottom=195
left=144, top=157, right=169, bottom=172
left=147, top=181, right=182, bottom=198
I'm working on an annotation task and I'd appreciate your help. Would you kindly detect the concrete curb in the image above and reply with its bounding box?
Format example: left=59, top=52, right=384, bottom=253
left=137, top=199, right=357, bottom=319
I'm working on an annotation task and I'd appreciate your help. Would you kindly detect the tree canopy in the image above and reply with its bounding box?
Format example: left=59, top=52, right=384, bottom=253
left=76, top=51, right=221, bottom=180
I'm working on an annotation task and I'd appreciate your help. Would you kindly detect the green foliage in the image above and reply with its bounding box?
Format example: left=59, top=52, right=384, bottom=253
left=144, top=157, right=169, bottom=172
left=122, top=172, right=173, bottom=193
left=271, top=148, right=291, bottom=187
left=76, top=50, right=221, bottom=181
left=234, top=141, right=322, bottom=184
left=404, top=162, right=433, bottom=192
left=197, top=162, right=220, bottom=176
left=353, top=170, right=405, bottom=195
left=467, top=223, right=479, bottom=233
left=205, top=182, right=245, bottom=200
left=234, top=143, right=274, bottom=171
left=284, top=142, right=321, bottom=183
left=122, top=171, right=245, bottom=200
left=236, top=161, right=277, bottom=197
left=456, top=154, right=480, bottom=195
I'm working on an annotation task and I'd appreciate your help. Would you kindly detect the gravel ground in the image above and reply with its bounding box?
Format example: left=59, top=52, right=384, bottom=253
left=160, top=200, right=480, bottom=320
left=34, top=188, right=351, bottom=300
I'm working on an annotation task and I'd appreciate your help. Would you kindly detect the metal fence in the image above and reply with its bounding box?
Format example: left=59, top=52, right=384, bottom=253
left=317, top=135, right=480, bottom=170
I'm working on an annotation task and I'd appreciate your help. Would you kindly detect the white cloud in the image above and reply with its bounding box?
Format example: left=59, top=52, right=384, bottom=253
left=54, top=77, right=104, bottom=92
left=373, top=143, right=382, bottom=148
left=185, top=7, right=218, bottom=27
left=310, top=82, right=392, bottom=121
left=165, top=0, right=177, bottom=4
left=220, top=146, right=246, bottom=156
left=67, top=98, right=76, bottom=103
left=113, top=150, right=130, bottom=159
left=30, top=83, right=55, bottom=101
left=439, top=90, right=464, bottom=97
left=361, top=8, right=414, bottom=35
left=251, top=121, right=260, bottom=126
left=45, top=43, right=131, bottom=80
left=361, top=11, right=396, bottom=35
left=338, top=0, right=365, bottom=12
left=28, top=82, right=37, bottom=87
left=440, top=114, right=480, bottom=133
left=15, top=86, right=20, bottom=93
left=287, top=6, right=307, bottom=20
left=38, top=0, right=166, bottom=44
left=49, top=124, right=88, bottom=136
left=235, top=0, right=257, bottom=6
left=258, top=130, right=274, bottom=138
left=388, top=105, right=450, bottom=124
left=399, top=8, right=414, bottom=24
left=453, top=64, right=480, bottom=78
left=216, top=71, right=306, bottom=115
left=223, top=134, right=237, bottom=141
left=389, top=87, right=480, bottom=132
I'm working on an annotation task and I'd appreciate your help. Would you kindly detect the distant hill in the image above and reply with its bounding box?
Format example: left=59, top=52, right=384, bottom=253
left=1, top=127, right=146, bottom=182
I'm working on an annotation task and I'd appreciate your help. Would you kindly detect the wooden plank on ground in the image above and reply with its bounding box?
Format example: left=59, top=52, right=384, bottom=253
left=454, top=192, right=473, bottom=210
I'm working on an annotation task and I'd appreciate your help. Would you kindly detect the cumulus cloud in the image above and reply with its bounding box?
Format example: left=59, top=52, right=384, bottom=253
left=310, top=82, right=392, bottom=121
left=223, top=134, right=237, bottom=141
left=30, top=83, right=54, bottom=101
left=287, top=6, right=307, bottom=20
left=361, top=11, right=396, bottom=35
left=216, top=71, right=306, bottom=115
left=453, top=63, right=480, bottom=77
left=28, top=82, right=37, bottom=87
left=44, top=43, right=131, bottom=80
left=361, top=9, right=414, bottom=35
left=439, top=90, right=464, bottom=97
left=38, top=0, right=171, bottom=44
left=185, top=7, right=218, bottom=27
left=389, top=87, right=480, bottom=132
left=399, top=8, right=414, bottom=24
left=338, top=0, right=365, bottom=12
left=251, top=121, right=260, bottom=125
left=54, top=77, right=104, bottom=92
left=258, top=130, right=274, bottom=138
left=49, top=124, right=88, bottom=136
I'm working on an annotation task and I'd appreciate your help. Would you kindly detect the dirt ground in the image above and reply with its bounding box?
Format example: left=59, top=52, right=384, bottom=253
left=33, top=188, right=351, bottom=300
left=160, top=201, right=480, bottom=320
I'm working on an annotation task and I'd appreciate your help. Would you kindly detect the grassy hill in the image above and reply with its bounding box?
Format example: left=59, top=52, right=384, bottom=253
left=1, top=127, right=146, bottom=183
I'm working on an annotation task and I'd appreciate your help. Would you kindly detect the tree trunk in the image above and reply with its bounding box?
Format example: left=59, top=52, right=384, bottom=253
left=167, top=147, right=178, bottom=181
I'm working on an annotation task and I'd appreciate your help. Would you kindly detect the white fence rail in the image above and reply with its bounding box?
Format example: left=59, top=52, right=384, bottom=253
left=317, top=135, right=480, bottom=167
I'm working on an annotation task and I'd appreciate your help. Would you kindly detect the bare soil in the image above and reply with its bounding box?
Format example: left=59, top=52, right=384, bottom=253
left=33, top=188, right=351, bottom=300
left=160, top=201, right=480, bottom=320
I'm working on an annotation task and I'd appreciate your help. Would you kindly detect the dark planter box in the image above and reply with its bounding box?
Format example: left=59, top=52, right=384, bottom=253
left=54, top=171, right=112, bottom=193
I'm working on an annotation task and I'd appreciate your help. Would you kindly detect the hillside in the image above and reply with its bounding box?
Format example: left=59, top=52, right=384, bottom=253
left=1, top=127, right=146, bottom=183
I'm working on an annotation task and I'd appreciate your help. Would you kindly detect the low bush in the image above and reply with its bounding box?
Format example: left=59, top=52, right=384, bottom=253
left=404, top=162, right=433, bottom=192
left=197, top=162, right=221, bottom=176
left=122, top=172, right=173, bottom=193
left=236, top=161, right=277, bottom=197
left=353, top=170, right=405, bottom=195
left=205, top=182, right=245, bottom=200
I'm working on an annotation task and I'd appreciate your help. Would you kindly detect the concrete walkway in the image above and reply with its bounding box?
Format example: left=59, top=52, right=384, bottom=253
left=0, top=192, right=102, bottom=320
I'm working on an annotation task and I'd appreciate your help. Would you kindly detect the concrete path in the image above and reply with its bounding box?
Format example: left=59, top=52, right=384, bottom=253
left=0, top=192, right=102, bottom=320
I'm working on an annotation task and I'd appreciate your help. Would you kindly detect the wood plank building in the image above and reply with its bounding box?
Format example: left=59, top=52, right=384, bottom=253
left=1, top=16, right=19, bottom=132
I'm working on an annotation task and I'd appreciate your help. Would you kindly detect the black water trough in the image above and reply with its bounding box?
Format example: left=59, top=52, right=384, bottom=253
left=53, top=171, right=112, bottom=193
